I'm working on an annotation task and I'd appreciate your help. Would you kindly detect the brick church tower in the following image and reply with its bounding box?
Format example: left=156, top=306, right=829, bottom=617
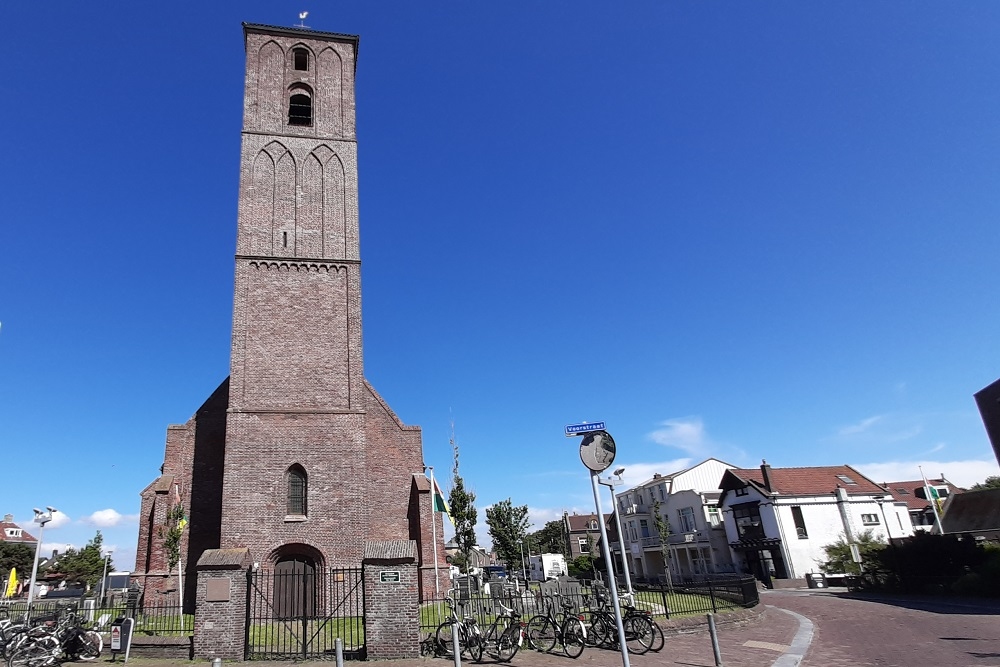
left=134, top=24, right=447, bottom=606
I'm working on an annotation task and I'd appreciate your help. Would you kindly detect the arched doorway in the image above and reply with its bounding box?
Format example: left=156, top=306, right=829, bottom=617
left=271, top=544, right=324, bottom=619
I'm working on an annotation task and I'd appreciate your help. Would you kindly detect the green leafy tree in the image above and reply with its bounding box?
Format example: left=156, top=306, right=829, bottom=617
left=819, top=530, right=886, bottom=575
left=55, top=531, right=111, bottom=588
left=448, top=431, right=478, bottom=573
left=527, top=520, right=568, bottom=557
left=485, top=499, right=529, bottom=572
left=0, top=542, right=35, bottom=584
left=567, top=554, right=595, bottom=579
left=970, top=476, right=1000, bottom=491
left=651, top=499, right=674, bottom=590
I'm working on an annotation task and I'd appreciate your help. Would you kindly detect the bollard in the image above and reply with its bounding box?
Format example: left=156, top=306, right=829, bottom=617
left=452, top=620, right=462, bottom=667
left=335, top=638, right=344, bottom=667
left=707, top=613, right=723, bottom=667
left=211, top=658, right=222, bottom=667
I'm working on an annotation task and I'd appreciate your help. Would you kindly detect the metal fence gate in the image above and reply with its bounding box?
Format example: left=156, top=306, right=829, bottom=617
left=246, top=566, right=365, bottom=660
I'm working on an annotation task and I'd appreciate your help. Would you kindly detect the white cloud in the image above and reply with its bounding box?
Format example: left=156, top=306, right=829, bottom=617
left=852, top=459, right=1000, bottom=489
left=838, top=415, right=883, bottom=436
left=82, top=509, right=137, bottom=528
left=648, top=417, right=710, bottom=456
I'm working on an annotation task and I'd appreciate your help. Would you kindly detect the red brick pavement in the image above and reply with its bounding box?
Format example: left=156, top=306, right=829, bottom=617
left=124, top=588, right=1000, bottom=667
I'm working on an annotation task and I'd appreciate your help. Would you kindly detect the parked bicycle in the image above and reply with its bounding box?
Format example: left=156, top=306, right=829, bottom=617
left=526, top=591, right=586, bottom=658
left=6, top=605, right=102, bottom=667
left=472, top=601, right=523, bottom=662
left=434, top=594, right=484, bottom=659
left=582, top=591, right=657, bottom=655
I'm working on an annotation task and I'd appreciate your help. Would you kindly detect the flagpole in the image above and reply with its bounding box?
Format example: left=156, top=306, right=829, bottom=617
left=919, top=466, right=944, bottom=534
left=429, top=466, right=440, bottom=598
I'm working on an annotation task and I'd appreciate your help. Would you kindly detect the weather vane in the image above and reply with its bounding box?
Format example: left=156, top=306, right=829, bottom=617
left=297, top=11, right=309, bottom=28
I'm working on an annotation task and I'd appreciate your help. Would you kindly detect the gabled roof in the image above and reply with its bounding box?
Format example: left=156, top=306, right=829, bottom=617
left=722, top=464, right=886, bottom=497
left=880, top=478, right=961, bottom=512
left=564, top=513, right=611, bottom=532
left=0, top=517, right=38, bottom=544
left=634, top=457, right=736, bottom=488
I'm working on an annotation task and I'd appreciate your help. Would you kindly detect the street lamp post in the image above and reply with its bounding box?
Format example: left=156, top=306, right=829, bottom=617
left=597, top=467, right=633, bottom=596
left=99, top=549, right=113, bottom=604
left=26, top=507, right=56, bottom=611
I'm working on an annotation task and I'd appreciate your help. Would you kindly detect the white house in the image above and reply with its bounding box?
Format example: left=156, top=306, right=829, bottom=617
left=718, top=462, right=913, bottom=587
left=528, top=553, right=568, bottom=581
left=611, top=458, right=737, bottom=582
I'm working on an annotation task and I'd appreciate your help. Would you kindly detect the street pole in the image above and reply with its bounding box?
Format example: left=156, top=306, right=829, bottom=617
left=519, top=541, right=527, bottom=583
left=26, top=507, right=55, bottom=612
left=590, top=472, right=631, bottom=667
left=597, top=473, right=633, bottom=596
left=100, top=551, right=112, bottom=603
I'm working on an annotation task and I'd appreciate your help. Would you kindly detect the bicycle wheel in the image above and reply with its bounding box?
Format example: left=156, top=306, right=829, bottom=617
left=435, top=621, right=456, bottom=657
left=493, top=623, right=520, bottom=662
left=561, top=617, right=586, bottom=658
left=7, top=644, right=51, bottom=667
left=623, top=614, right=653, bottom=655
left=469, top=621, right=486, bottom=663
left=78, top=630, right=103, bottom=661
left=648, top=621, right=664, bottom=652
left=526, top=615, right=557, bottom=652
left=589, top=612, right=615, bottom=648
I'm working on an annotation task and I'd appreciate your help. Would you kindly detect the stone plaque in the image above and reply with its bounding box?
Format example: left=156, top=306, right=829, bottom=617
left=206, top=578, right=231, bottom=602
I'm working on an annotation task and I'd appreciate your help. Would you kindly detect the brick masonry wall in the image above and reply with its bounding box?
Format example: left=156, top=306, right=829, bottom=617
left=363, top=561, right=419, bottom=660
left=194, top=555, right=250, bottom=660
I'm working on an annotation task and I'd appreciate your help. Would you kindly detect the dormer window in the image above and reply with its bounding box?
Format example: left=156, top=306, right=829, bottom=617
left=293, top=48, right=309, bottom=71
left=288, top=85, right=312, bottom=126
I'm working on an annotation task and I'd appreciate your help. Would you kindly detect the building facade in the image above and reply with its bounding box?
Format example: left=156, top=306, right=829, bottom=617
left=134, top=24, right=445, bottom=606
left=718, top=462, right=913, bottom=586
left=611, top=458, right=736, bottom=582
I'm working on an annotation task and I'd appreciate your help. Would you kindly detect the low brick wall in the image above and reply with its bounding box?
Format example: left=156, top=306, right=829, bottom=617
left=125, top=636, right=194, bottom=659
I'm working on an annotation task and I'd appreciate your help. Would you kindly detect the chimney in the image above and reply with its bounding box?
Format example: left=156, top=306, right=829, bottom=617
left=760, top=460, right=773, bottom=492
left=3, top=514, right=12, bottom=523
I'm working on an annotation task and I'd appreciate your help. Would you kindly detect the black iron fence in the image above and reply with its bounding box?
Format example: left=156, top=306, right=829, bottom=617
left=0, top=597, right=190, bottom=636
left=418, top=575, right=759, bottom=637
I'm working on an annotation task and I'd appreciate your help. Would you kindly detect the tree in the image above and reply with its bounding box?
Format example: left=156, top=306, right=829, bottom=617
left=485, top=499, right=529, bottom=572
left=970, top=476, right=1000, bottom=491
left=819, top=530, right=886, bottom=575
left=0, top=542, right=35, bottom=583
left=527, top=520, right=568, bottom=557
left=651, top=499, right=674, bottom=590
left=448, top=429, right=477, bottom=573
left=55, top=531, right=111, bottom=588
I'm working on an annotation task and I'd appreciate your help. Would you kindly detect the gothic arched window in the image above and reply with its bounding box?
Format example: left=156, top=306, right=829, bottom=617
left=287, top=464, right=307, bottom=516
left=288, top=85, right=313, bottom=126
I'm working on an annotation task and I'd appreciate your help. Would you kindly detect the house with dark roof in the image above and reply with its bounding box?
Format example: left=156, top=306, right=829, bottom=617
left=718, top=462, right=913, bottom=587
left=0, top=514, right=38, bottom=547
left=880, top=477, right=961, bottom=532
left=563, top=512, right=611, bottom=562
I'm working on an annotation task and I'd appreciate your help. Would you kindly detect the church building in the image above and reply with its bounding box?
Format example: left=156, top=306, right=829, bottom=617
left=134, top=23, right=445, bottom=606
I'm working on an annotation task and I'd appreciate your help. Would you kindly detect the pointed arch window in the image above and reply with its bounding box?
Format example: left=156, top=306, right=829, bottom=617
left=287, top=464, right=308, bottom=516
left=288, top=85, right=313, bottom=126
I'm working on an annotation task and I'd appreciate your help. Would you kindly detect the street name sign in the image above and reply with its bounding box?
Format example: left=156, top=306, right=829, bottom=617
left=565, top=421, right=605, bottom=437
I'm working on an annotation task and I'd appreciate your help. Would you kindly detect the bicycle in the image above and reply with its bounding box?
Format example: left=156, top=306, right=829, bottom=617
left=582, top=591, right=656, bottom=655
left=434, top=595, right=484, bottom=659
left=472, top=601, right=524, bottom=662
left=526, top=591, right=586, bottom=658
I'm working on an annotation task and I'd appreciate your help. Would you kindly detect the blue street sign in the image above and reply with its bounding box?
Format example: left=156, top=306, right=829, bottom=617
left=565, top=421, right=606, bottom=436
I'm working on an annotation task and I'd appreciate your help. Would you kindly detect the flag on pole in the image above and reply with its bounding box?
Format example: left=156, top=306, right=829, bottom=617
left=174, top=484, right=188, bottom=531
left=432, top=478, right=454, bottom=525
left=4, top=568, right=17, bottom=599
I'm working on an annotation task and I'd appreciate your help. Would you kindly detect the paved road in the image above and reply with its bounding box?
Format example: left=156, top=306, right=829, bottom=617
left=765, top=589, right=1000, bottom=667
left=130, top=589, right=1000, bottom=667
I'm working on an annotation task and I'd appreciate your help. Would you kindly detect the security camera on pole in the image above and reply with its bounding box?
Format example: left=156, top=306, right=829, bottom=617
left=566, top=421, right=631, bottom=667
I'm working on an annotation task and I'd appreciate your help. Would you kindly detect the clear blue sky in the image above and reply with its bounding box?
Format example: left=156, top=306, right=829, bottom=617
left=2, top=2, right=999, bottom=570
